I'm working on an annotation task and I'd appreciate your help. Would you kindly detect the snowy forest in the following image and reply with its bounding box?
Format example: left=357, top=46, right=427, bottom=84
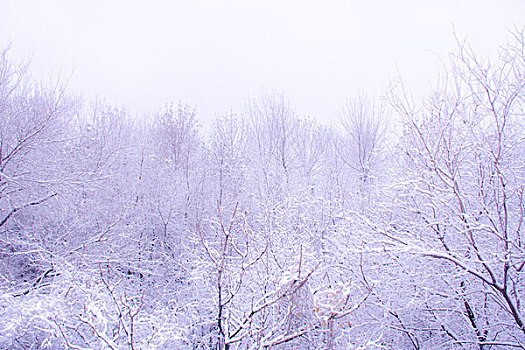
left=0, top=31, right=524, bottom=350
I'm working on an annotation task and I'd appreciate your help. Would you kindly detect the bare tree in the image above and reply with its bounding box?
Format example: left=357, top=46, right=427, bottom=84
left=339, top=93, right=387, bottom=185
left=0, top=46, right=79, bottom=304
left=244, top=91, right=298, bottom=197
left=210, top=112, right=248, bottom=207
left=375, top=29, right=525, bottom=348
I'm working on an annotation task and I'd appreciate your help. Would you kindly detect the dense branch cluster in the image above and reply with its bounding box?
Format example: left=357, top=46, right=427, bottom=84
left=0, top=33, right=524, bottom=349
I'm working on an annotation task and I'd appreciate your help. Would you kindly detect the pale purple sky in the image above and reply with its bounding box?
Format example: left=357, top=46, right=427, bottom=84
left=1, top=0, right=524, bottom=126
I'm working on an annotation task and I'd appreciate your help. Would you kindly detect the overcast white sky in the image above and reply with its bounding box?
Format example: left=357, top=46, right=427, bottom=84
left=1, top=0, right=524, bottom=126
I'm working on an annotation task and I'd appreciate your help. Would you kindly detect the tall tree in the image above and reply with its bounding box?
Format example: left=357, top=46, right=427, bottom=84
left=373, top=30, right=525, bottom=348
